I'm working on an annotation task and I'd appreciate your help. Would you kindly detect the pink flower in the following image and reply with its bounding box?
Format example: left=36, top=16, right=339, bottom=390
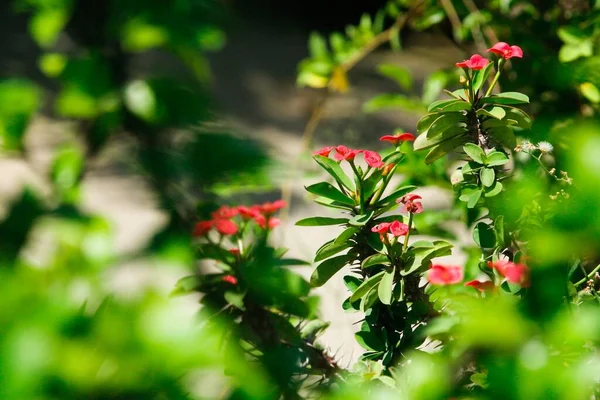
left=389, top=220, right=409, bottom=237
left=371, top=222, right=391, bottom=234
left=237, top=205, right=261, bottom=220
left=211, top=206, right=239, bottom=219
left=427, top=264, right=464, bottom=285
left=488, top=260, right=529, bottom=287
left=398, top=193, right=424, bottom=214
left=363, top=150, right=385, bottom=169
left=261, top=200, right=286, bottom=215
left=193, top=220, right=213, bottom=236
left=214, top=219, right=238, bottom=236
left=380, top=132, right=415, bottom=145
left=334, top=145, right=362, bottom=162
left=222, top=275, right=238, bottom=285
left=456, top=54, right=489, bottom=70
left=487, top=42, right=523, bottom=60
left=464, top=279, right=495, bottom=292
left=313, top=146, right=334, bottom=157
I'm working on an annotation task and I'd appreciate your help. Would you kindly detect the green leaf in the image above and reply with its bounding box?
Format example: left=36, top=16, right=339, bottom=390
left=488, top=126, right=516, bottom=149
left=413, top=126, right=467, bottom=151
left=378, top=267, right=395, bottom=305
left=485, top=151, right=509, bottom=166
left=313, top=155, right=355, bottom=191
left=301, top=320, right=330, bottom=339
left=423, top=70, right=449, bottom=105
left=459, top=184, right=479, bottom=201
left=484, top=181, right=503, bottom=197
left=342, top=296, right=360, bottom=311
left=473, top=222, right=496, bottom=248
left=334, top=226, right=360, bottom=246
left=349, top=211, right=374, bottom=226
left=296, top=216, right=349, bottom=226
left=350, top=271, right=385, bottom=302
left=375, top=185, right=417, bottom=206
left=343, top=275, right=363, bottom=292
left=480, top=168, right=495, bottom=187
left=314, top=240, right=352, bottom=262
left=467, top=189, right=482, bottom=208
left=378, top=64, right=412, bottom=91
left=425, top=135, right=469, bottom=164
left=580, top=82, right=600, bottom=103
left=309, top=32, right=329, bottom=59
left=477, top=106, right=506, bottom=120
left=427, top=99, right=458, bottom=112
left=557, top=26, right=588, bottom=45
left=366, top=232, right=386, bottom=253
left=503, top=108, right=532, bottom=129
left=481, top=92, right=530, bottom=105
left=362, top=253, right=390, bottom=269
left=559, top=41, right=593, bottom=62
left=361, top=286, right=380, bottom=311
left=472, top=61, right=494, bottom=93
left=440, top=100, right=471, bottom=112
left=402, top=240, right=453, bottom=276
left=314, top=197, right=354, bottom=210
left=30, top=9, right=68, bottom=48
left=417, top=113, right=439, bottom=133
left=224, top=291, right=246, bottom=310
left=494, top=215, right=505, bottom=248
left=463, top=143, right=485, bottom=164
left=355, top=330, right=386, bottom=352
left=311, top=254, right=354, bottom=287
left=306, top=182, right=355, bottom=205
left=427, top=113, right=466, bottom=138
left=274, top=258, right=311, bottom=267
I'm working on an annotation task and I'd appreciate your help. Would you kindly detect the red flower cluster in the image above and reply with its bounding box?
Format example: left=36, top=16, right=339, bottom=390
left=456, top=54, right=489, bottom=70
left=371, top=220, right=409, bottom=241
left=313, top=145, right=391, bottom=170
left=488, top=260, right=529, bottom=287
left=193, top=200, right=286, bottom=237
left=380, top=132, right=415, bottom=145
left=398, top=193, right=423, bottom=214
left=222, top=275, right=238, bottom=285
left=427, top=264, right=464, bottom=285
left=487, top=42, right=523, bottom=60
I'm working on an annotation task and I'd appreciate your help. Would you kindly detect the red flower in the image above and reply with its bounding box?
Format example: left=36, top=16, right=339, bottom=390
left=254, top=215, right=281, bottom=229
left=371, top=222, right=391, bottom=234
left=488, top=260, right=529, bottom=287
left=380, top=132, right=415, bottom=145
left=313, top=146, right=334, bottom=157
left=229, top=248, right=240, bottom=256
left=211, top=206, right=239, bottom=219
left=456, top=54, right=489, bottom=70
left=261, top=200, right=286, bottom=215
left=389, top=220, right=409, bottom=237
left=237, top=205, right=261, bottom=219
left=222, top=275, right=238, bottom=285
left=487, top=42, right=523, bottom=60
left=334, top=145, right=362, bottom=162
left=363, top=150, right=385, bottom=169
left=464, top=279, right=495, bottom=292
left=427, top=264, right=464, bottom=285
left=193, top=220, right=213, bottom=236
left=214, top=219, right=238, bottom=236
left=398, top=193, right=424, bottom=214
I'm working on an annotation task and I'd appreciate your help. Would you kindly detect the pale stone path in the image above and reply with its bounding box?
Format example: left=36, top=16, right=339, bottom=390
left=0, top=27, right=468, bottom=365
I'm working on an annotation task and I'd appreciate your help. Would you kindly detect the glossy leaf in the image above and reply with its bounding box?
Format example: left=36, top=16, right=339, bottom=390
left=306, top=182, right=355, bottom=206
left=362, top=253, right=390, bottom=269
left=313, top=155, right=355, bottom=190
left=310, top=254, right=354, bottom=287
left=482, top=92, right=530, bottom=105
left=378, top=267, right=395, bottom=305
left=467, top=189, right=482, bottom=208
left=485, top=151, right=510, bottom=166
left=463, top=143, right=485, bottom=164
left=480, top=168, right=495, bottom=187
left=473, top=222, right=496, bottom=248
left=472, top=61, right=494, bottom=93
left=314, top=240, right=352, bottom=262
left=296, top=216, right=349, bottom=226
left=477, top=106, right=506, bottom=120
left=488, top=126, right=516, bottom=149
left=350, top=271, right=385, bottom=302
left=349, top=211, right=374, bottom=226
left=484, top=181, right=503, bottom=197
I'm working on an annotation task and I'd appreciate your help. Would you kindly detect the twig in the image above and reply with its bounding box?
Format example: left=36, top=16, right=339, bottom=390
left=439, top=0, right=462, bottom=39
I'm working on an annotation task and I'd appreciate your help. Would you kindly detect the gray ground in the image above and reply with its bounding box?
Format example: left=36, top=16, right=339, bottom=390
left=0, top=20, right=468, bottom=365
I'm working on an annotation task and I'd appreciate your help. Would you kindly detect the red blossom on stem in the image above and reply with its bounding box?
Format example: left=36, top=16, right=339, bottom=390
left=261, top=200, right=286, bottom=215
left=427, top=264, right=464, bottom=285
left=313, top=146, right=334, bottom=157
left=456, top=54, right=489, bottom=70
left=488, top=260, right=530, bottom=287
left=211, top=206, right=239, bottom=219
left=237, top=205, right=262, bottom=219
left=380, top=132, right=415, bottom=145
left=193, top=220, right=213, bottom=236
left=487, top=42, right=523, bottom=60
left=254, top=215, right=281, bottom=229
left=389, top=220, right=409, bottom=237
left=371, top=222, right=391, bottom=234
left=334, top=145, right=362, bottom=162
left=214, top=219, right=238, bottom=236
left=363, top=150, right=385, bottom=169
left=464, top=279, right=495, bottom=292
left=398, top=193, right=424, bottom=214
left=222, top=275, right=238, bottom=285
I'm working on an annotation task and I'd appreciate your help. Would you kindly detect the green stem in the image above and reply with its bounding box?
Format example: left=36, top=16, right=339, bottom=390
left=350, top=162, right=365, bottom=213
left=485, top=59, right=505, bottom=98
left=370, top=165, right=398, bottom=205
left=403, top=212, right=414, bottom=251
left=575, top=264, right=600, bottom=286
left=467, top=70, right=475, bottom=104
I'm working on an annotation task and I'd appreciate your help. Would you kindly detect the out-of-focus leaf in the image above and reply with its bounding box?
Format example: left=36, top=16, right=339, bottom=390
left=378, top=64, right=412, bottom=91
